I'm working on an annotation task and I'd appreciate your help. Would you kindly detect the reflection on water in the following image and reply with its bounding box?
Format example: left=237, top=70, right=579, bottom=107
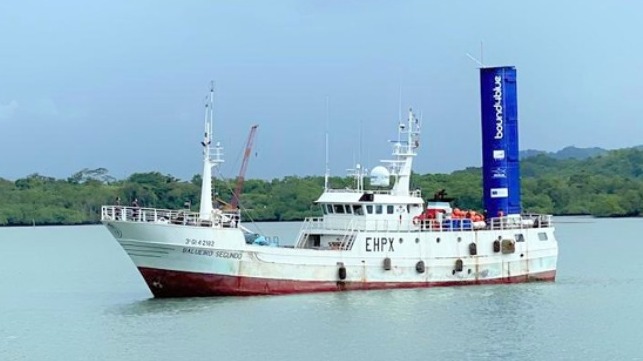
left=112, top=296, right=252, bottom=317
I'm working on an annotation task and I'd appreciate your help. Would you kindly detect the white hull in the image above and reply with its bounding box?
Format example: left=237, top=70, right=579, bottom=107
left=105, top=219, right=558, bottom=297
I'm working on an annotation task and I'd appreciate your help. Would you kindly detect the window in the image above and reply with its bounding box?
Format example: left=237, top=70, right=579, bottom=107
left=387, top=205, right=394, bottom=214
left=538, top=232, right=548, bottom=241
left=325, top=205, right=332, bottom=214
left=366, top=205, right=373, bottom=214
left=376, top=205, right=383, bottom=214
left=515, top=234, right=525, bottom=242
left=334, top=204, right=345, bottom=214
left=353, top=205, right=364, bottom=215
left=344, top=205, right=352, bottom=214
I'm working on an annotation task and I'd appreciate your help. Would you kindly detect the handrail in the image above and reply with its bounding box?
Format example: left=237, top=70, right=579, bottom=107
left=340, top=219, right=357, bottom=250
left=322, top=189, right=422, bottom=197
left=324, top=189, right=392, bottom=194
left=298, top=213, right=554, bottom=235
left=100, top=205, right=241, bottom=228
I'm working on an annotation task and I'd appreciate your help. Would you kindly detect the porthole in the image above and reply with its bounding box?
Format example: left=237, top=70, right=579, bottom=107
left=457, top=237, right=462, bottom=242
left=415, top=238, right=420, bottom=244
left=436, top=237, right=441, bottom=243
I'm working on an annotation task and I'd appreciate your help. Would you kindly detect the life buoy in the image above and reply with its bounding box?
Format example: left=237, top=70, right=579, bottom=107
left=412, top=216, right=421, bottom=226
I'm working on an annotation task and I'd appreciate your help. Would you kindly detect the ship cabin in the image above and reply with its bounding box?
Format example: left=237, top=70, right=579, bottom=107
left=319, top=189, right=425, bottom=228
left=294, top=188, right=426, bottom=250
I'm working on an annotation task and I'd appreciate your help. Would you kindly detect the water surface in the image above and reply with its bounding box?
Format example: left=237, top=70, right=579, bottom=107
left=1, top=218, right=641, bottom=360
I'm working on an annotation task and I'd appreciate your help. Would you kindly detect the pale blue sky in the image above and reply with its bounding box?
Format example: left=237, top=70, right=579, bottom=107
left=1, top=1, right=642, bottom=181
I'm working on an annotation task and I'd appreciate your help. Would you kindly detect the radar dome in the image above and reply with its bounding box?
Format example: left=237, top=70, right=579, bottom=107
left=370, top=166, right=390, bottom=187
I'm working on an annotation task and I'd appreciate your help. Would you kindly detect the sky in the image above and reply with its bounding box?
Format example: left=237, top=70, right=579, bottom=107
left=1, top=1, right=643, bottom=182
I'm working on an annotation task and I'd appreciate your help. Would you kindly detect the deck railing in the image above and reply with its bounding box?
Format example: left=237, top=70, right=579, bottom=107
left=299, top=213, right=553, bottom=234
left=323, top=189, right=422, bottom=198
left=101, top=205, right=241, bottom=228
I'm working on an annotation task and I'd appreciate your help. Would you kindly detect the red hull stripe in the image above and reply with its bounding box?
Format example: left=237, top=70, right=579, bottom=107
left=138, top=267, right=556, bottom=298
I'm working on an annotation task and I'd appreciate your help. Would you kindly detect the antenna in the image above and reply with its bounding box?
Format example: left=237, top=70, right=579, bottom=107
left=398, top=87, right=403, bottom=145
left=208, top=80, right=214, bottom=144
left=324, top=96, right=330, bottom=190
left=480, top=41, right=484, bottom=67
left=202, top=98, right=210, bottom=149
left=359, top=118, right=363, bottom=168
left=398, top=82, right=402, bottom=124
left=202, top=85, right=214, bottom=152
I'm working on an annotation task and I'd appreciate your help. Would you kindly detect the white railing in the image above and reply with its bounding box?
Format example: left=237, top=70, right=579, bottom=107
left=299, top=213, right=554, bottom=235
left=324, top=189, right=394, bottom=195
left=301, top=217, right=413, bottom=233
left=323, top=189, right=422, bottom=197
left=337, top=219, right=357, bottom=250
left=101, top=205, right=241, bottom=228
left=415, top=214, right=554, bottom=231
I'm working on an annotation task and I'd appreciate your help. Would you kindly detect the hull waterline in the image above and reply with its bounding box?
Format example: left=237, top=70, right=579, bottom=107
left=139, top=267, right=556, bottom=298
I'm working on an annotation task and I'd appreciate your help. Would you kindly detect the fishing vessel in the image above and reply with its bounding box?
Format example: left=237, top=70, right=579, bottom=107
left=102, top=67, right=558, bottom=297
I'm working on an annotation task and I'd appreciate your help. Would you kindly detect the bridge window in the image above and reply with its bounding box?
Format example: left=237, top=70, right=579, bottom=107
left=353, top=205, right=364, bottom=215
left=375, top=205, right=383, bottom=214
left=333, top=204, right=345, bottom=214
left=344, top=205, right=353, bottom=214
left=366, top=205, right=373, bottom=214
left=387, top=205, right=394, bottom=214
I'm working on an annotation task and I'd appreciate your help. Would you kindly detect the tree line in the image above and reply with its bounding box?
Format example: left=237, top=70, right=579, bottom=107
left=2, top=148, right=643, bottom=226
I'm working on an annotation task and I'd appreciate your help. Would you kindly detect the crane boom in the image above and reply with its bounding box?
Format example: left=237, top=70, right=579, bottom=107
left=231, top=125, right=258, bottom=209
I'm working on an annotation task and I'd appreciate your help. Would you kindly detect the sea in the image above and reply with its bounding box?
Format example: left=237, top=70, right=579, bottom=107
left=1, top=217, right=642, bottom=361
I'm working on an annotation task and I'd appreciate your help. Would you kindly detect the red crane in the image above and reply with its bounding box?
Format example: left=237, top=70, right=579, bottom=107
left=231, top=125, right=258, bottom=209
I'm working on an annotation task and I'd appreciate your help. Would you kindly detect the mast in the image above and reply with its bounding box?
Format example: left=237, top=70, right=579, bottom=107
left=388, top=108, right=420, bottom=196
left=199, top=82, right=224, bottom=220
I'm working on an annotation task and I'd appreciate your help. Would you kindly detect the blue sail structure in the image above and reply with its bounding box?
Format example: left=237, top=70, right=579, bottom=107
left=480, top=66, right=521, bottom=217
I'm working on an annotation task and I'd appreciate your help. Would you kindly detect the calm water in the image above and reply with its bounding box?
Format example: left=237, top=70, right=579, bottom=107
left=1, top=218, right=642, bottom=361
